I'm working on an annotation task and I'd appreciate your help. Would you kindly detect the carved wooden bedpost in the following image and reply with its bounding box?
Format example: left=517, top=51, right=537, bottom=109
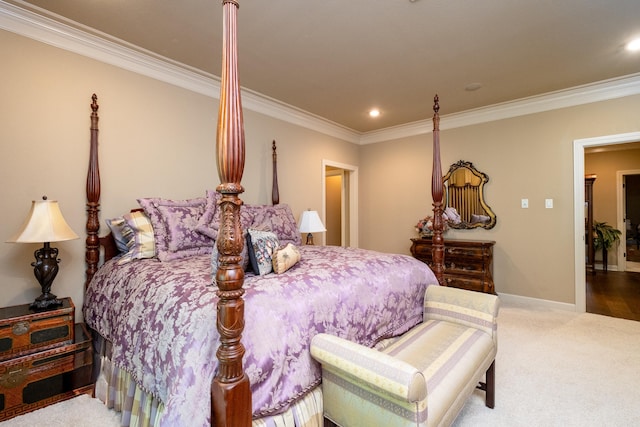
left=431, top=95, right=445, bottom=285
left=272, top=140, right=280, bottom=205
left=211, top=1, right=252, bottom=426
left=85, top=94, right=101, bottom=289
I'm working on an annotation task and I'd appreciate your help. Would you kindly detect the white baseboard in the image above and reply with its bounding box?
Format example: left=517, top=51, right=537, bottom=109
left=594, top=263, right=619, bottom=272
left=498, top=292, right=578, bottom=312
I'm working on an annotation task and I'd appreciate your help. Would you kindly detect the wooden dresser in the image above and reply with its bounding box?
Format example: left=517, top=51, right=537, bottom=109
left=410, top=238, right=496, bottom=294
left=0, top=298, right=93, bottom=421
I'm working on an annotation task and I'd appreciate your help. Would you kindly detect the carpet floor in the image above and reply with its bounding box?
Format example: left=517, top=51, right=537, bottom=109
left=2, top=302, right=639, bottom=426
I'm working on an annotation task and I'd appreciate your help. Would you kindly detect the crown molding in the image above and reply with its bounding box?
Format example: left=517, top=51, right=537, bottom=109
left=2, top=1, right=640, bottom=146
left=360, top=73, right=640, bottom=144
left=0, top=1, right=361, bottom=143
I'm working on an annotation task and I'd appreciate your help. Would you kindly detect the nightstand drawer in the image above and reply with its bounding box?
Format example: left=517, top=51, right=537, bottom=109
left=0, top=323, right=92, bottom=421
left=0, top=298, right=74, bottom=361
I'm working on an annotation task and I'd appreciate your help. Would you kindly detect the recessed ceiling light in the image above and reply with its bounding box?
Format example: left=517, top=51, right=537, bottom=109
left=369, top=109, right=380, bottom=118
left=626, top=38, right=640, bottom=52
left=465, top=82, right=483, bottom=91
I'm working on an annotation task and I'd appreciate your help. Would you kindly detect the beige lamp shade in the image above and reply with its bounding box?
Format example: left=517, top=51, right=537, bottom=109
left=298, top=210, right=326, bottom=234
left=7, top=199, right=79, bottom=243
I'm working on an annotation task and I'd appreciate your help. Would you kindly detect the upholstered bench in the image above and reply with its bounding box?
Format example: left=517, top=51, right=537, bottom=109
left=310, top=285, right=499, bottom=427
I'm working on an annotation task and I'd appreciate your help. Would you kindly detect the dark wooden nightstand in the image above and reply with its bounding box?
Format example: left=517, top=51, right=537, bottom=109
left=0, top=298, right=94, bottom=421
left=411, top=238, right=496, bottom=294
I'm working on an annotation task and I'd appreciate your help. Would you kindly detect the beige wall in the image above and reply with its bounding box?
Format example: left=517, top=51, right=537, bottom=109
left=0, top=30, right=358, bottom=319
left=3, top=28, right=640, bottom=315
left=361, top=95, right=640, bottom=304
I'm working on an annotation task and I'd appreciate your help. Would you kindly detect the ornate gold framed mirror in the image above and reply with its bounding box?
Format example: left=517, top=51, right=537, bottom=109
left=443, top=160, right=496, bottom=229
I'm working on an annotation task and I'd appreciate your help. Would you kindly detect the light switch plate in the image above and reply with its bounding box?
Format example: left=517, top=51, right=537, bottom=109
left=545, top=199, right=553, bottom=208
left=521, top=198, right=529, bottom=208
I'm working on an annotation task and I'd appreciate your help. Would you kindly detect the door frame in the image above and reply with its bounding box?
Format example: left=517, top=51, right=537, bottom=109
left=574, top=131, right=640, bottom=312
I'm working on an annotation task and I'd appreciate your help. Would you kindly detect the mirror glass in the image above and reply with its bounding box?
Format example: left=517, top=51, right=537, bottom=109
left=443, top=160, right=496, bottom=229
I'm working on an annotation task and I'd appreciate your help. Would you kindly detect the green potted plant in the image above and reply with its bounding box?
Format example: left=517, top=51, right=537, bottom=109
left=593, top=221, right=622, bottom=271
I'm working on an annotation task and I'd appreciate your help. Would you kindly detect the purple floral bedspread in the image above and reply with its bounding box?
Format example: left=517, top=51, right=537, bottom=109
left=83, top=245, right=437, bottom=426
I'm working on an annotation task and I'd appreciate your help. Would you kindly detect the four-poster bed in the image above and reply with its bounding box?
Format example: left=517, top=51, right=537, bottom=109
left=82, top=1, right=446, bottom=426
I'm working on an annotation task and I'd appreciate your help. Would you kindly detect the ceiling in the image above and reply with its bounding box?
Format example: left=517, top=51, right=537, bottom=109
left=7, top=0, right=640, bottom=133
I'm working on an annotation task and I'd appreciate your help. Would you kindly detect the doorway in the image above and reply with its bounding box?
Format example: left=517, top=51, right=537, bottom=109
left=622, top=173, right=640, bottom=271
left=574, top=131, right=640, bottom=313
left=322, top=160, right=358, bottom=247
left=325, top=168, right=344, bottom=246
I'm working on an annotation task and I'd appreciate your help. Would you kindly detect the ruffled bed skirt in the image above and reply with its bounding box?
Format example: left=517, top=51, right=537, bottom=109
left=93, top=334, right=324, bottom=427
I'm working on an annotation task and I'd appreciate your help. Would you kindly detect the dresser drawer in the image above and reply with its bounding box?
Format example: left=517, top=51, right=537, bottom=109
left=0, top=299, right=74, bottom=361
left=411, top=238, right=496, bottom=294
left=411, top=242, right=434, bottom=261
left=444, top=245, right=488, bottom=260
left=445, top=258, right=487, bottom=275
left=442, top=274, right=486, bottom=293
left=0, top=323, right=92, bottom=421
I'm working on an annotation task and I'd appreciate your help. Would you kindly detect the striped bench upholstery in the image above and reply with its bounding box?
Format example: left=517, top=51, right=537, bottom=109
left=311, top=285, right=499, bottom=427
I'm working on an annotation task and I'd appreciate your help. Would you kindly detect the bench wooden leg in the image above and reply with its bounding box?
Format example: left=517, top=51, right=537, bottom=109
left=324, top=417, right=338, bottom=427
left=484, top=360, right=495, bottom=408
left=476, top=360, right=496, bottom=409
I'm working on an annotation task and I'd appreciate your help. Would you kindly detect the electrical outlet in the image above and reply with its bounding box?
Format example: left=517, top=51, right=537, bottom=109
left=521, top=198, right=529, bottom=208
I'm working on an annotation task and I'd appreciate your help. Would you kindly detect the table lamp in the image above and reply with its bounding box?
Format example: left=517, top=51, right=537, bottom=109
left=6, top=196, right=79, bottom=310
left=298, top=210, right=326, bottom=245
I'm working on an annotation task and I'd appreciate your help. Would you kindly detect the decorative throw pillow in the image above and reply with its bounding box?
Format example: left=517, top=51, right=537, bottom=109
left=158, top=204, right=212, bottom=253
left=117, top=210, right=156, bottom=264
left=195, top=190, right=222, bottom=240
left=246, top=229, right=280, bottom=276
left=105, top=217, right=131, bottom=253
left=272, top=243, right=301, bottom=274
left=251, top=204, right=302, bottom=246
left=138, top=196, right=211, bottom=261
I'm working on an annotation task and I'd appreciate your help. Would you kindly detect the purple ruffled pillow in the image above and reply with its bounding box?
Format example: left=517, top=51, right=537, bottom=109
left=196, top=190, right=222, bottom=240
left=138, top=196, right=212, bottom=262
left=251, top=204, right=302, bottom=246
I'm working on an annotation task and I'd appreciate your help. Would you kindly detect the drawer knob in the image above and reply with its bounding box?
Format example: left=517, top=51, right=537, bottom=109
left=0, top=367, right=27, bottom=388
left=12, top=321, right=29, bottom=336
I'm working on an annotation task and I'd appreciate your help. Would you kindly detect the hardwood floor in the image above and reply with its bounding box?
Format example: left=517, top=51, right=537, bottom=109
left=586, top=270, right=640, bottom=321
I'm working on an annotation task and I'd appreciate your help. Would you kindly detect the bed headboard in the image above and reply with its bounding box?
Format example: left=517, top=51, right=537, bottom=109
left=83, top=117, right=281, bottom=290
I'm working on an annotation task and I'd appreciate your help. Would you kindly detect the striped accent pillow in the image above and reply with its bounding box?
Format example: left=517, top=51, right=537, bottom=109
left=117, top=210, right=156, bottom=264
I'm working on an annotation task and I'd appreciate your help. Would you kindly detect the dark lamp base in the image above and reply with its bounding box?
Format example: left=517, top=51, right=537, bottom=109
left=30, top=242, right=63, bottom=310
left=30, top=293, right=63, bottom=310
left=305, top=233, right=315, bottom=245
